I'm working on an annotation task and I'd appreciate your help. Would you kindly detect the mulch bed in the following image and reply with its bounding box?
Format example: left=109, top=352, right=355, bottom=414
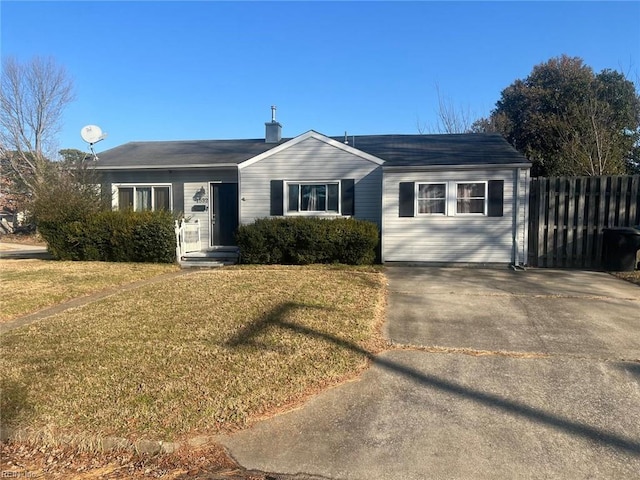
left=1, top=440, right=278, bottom=479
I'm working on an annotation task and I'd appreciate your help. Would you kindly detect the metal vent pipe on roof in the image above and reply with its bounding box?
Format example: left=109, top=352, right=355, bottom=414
left=265, top=105, right=282, bottom=143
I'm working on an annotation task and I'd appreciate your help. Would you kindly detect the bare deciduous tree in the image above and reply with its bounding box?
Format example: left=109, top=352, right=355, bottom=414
left=418, top=84, right=474, bottom=134
left=0, top=56, right=75, bottom=193
left=556, top=94, right=629, bottom=176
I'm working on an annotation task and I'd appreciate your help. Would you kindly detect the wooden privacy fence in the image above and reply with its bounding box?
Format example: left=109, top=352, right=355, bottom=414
left=528, top=175, right=640, bottom=268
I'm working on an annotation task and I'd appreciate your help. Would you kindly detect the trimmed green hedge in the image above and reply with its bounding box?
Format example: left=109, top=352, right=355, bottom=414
left=38, top=210, right=176, bottom=263
left=236, top=217, right=379, bottom=265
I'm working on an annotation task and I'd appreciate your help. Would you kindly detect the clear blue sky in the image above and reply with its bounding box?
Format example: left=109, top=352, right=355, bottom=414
left=2, top=1, right=639, bottom=156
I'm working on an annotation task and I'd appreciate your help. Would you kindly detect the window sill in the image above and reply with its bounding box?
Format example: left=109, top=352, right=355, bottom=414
left=285, top=212, right=345, bottom=218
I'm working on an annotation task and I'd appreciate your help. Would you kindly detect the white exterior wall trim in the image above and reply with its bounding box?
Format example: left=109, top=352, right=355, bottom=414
left=521, top=168, right=530, bottom=265
left=381, top=174, right=387, bottom=263
left=284, top=179, right=343, bottom=216
left=383, top=163, right=530, bottom=172
left=238, top=130, right=385, bottom=170
left=512, top=169, right=520, bottom=265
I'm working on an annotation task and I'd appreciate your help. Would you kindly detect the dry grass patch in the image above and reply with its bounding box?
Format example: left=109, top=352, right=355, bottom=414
left=0, top=260, right=179, bottom=322
left=0, top=266, right=387, bottom=442
left=613, top=270, right=640, bottom=286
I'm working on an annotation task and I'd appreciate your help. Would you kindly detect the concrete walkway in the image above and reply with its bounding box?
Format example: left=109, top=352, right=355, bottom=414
left=0, top=241, right=52, bottom=259
left=0, top=247, right=191, bottom=333
left=220, top=267, right=640, bottom=479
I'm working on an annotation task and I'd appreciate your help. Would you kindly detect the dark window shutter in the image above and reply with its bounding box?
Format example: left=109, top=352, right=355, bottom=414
left=341, top=179, right=354, bottom=215
left=399, top=182, right=415, bottom=217
left=488, top=180, right=504, bottom=217
left=270, top=180, right=283, bottom=216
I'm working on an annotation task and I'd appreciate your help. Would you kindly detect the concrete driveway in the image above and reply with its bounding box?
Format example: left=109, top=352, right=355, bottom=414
left=219, top=268, right=640, bottom=479
left=385, top=267, right=640, bottom=358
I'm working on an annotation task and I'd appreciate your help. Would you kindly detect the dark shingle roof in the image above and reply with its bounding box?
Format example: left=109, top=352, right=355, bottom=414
left=332, top=133, right=530, bottom=167
left=95, top=132, right=530, bottom=169
left=95, top=138, right=287, bottom=168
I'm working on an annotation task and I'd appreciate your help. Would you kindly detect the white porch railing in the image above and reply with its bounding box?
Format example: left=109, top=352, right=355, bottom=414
left=174, top=219, right=201, bottom=259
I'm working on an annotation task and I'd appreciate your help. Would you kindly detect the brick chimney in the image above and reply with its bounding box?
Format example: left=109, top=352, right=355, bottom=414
left=265, top=105, right=282, bottom=143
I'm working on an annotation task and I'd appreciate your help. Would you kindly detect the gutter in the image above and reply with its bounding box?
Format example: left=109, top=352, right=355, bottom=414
left=382, top=163, right=531, bottom=172
left=94, top=163, right=240, bottom=170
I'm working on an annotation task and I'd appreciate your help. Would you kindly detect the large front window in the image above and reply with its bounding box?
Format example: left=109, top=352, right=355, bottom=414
left=287, top=182, right=340, bottom=213
left=115, top=185, right=171, bottom=211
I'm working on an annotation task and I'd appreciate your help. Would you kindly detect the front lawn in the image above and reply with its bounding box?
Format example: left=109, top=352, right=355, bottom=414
left=0, top=260, right=179, bottom=322
left=0, top=265, right=387, bottom=442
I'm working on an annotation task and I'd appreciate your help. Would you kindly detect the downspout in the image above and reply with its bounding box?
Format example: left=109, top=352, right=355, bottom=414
left=237, top=165, right=242, bottom=263
left=237, top=166, right=242, bottom=226
left=512, top=168, right=520, bottom=268
left=380, top=167, right=385, bottom=264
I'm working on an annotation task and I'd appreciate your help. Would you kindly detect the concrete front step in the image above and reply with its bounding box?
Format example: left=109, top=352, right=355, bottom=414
left=179, top=250, right=239, bottom=268
left=184, top=250, right=238, bottom=258
left=179, top=260, right=229, bottom=268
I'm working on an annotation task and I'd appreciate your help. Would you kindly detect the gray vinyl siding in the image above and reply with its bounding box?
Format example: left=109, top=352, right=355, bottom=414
left=382, top=168, right=528, bottom=264
left=239, top=137, right=382, bottom=226
left=101, top=168, right=237, bottom=251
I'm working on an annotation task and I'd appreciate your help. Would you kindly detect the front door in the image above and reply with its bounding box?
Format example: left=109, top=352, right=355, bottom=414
left=210, top=183, right=238, bottom=246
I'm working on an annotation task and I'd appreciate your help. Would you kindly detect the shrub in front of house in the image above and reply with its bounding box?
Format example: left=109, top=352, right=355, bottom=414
left=236, top=217, right=379, bottom=265
left=130, top=210, right=177, bottom=263
left=30, top=167, right=175, bottom=263
left=39, top=210, right=176, bottom=263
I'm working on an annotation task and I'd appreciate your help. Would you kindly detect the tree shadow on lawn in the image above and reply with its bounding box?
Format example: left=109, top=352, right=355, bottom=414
left=617, top=362, right=640, bottom=380
left=0, top=377, right=33, bottom=437
left=227, top=302, right=640, bottom=456
left=225, top=302, right=340, bottom=351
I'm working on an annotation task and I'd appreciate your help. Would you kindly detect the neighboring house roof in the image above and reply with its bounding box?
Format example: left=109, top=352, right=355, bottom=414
left=94, top=131, right=530, bottom=170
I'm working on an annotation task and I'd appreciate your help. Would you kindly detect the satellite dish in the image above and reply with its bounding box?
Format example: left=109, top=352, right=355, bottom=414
left=80, top=124, right=108, bottom=160
left=80, top=125, right=107, bottom=144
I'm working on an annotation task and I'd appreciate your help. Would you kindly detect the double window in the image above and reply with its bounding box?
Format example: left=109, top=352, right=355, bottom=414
left=115, top=185, right=171, bottom=211
left=400, top=180, right=503, bottom=217
left=270, top=179, right=354, bottom=216
left=287, top=182, right=340, bottom=213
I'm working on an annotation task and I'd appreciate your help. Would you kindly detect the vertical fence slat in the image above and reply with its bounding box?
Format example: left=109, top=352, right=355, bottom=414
left=584, top=177, right=597, bottom=269
left=629, top=176, right=639, bottom=225
left=528, top=179, right=539, bottom=266
left=565, top=177, right=576, bottom=268
left=575, top=177, right=587, bottom=268
left=537, top=178, right=547, bottom=267
left=594, top=176, right=608, bottom=268
left=547, top=178, right=557, bottom=268
left=555, top=177, right=567, bottom=267
left=618, top=176, right=628, bottom=226
left=608, top=176, right=620, bottom=227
